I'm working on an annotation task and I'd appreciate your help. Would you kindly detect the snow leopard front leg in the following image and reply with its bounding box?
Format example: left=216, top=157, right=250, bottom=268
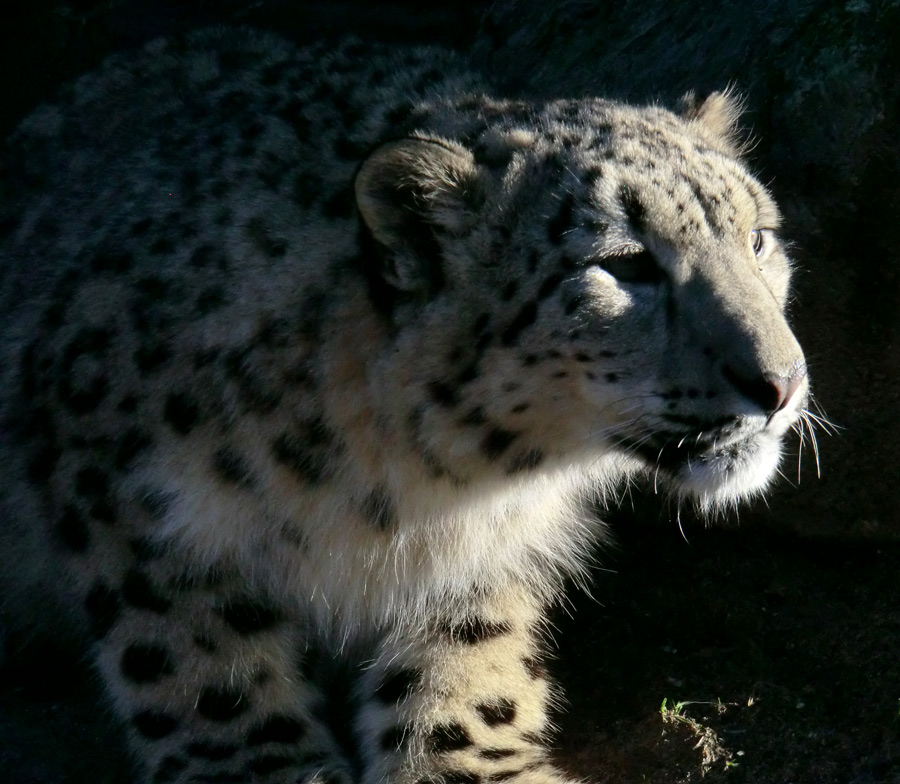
left=356, top=584, right=576, bottom=784
left=80, top=551, right=356, bottom=784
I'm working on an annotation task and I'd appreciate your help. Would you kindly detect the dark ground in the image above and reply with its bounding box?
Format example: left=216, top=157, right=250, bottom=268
left=1, top=2, right=898, bottom=783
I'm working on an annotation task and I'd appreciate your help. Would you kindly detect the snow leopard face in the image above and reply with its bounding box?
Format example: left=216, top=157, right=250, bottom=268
left=357, top=94, right=807, bottom=509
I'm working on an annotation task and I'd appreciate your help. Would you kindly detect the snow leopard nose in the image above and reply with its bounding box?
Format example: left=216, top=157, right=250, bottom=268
left=723, top=364, right=806, bottom=416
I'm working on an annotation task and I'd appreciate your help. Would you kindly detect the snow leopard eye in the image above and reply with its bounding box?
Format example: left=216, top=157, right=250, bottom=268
left=750, top=228, right=765, bottom=256
left=600, top=249, right=662, bottom=285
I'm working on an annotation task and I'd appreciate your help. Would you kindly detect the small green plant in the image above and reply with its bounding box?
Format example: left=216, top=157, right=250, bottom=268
left=660, top=697, right=739, bottom=775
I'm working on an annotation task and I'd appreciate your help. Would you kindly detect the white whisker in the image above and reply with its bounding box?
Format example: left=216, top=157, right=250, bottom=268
left=676, top=507, right=689, bottom=543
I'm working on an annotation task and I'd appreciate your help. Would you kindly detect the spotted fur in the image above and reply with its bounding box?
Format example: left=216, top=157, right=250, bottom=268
left=0, top=28, right=808, bottom=784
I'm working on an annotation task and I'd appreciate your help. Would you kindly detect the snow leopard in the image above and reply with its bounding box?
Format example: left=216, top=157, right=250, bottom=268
left=0, top=26, right=808, bottom=784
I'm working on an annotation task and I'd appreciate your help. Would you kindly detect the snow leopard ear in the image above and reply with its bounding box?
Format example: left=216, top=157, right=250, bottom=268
left=679, top=90, right=744, bottom=156
left=355, top=138, right=484, bottom=296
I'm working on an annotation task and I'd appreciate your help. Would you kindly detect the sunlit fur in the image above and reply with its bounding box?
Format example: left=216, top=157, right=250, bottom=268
left=0, top=27, right=813, bottom=784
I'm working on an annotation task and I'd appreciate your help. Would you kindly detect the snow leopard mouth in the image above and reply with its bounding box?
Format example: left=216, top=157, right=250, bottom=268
left=621, top=422, right=783, bottom=506
left=622, top=424, right=743, bottom=471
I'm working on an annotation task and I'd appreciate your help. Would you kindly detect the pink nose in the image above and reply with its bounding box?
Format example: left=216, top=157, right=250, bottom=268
left=769, top=372, right=805, bottom=414
left=723, top=365, right=806, bottom=416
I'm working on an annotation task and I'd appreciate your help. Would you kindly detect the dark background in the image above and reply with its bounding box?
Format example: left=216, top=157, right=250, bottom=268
left=1, top=2, right=898, bottom=782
